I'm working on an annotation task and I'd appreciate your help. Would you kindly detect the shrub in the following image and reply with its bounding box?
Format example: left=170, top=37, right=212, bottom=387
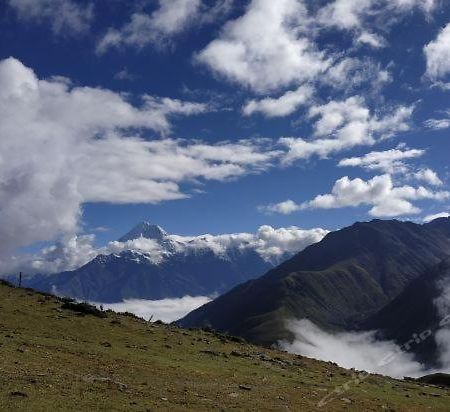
left=61, top=301, right=107, bottom=318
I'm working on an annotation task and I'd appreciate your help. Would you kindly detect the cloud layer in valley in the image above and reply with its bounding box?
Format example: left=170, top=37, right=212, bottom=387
left=281, top=266, right=450, bottom=379
left=280, top=319, right=426, bottom=378
left=93, top=295, right=212, bottom=323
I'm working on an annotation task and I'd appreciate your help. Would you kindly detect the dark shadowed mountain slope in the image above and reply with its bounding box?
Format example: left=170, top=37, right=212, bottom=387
left=178, top=219, right=450, bottom=346
left=361, top=258, right=450, bottom=366
left=27, top=222, right=277, bottom=302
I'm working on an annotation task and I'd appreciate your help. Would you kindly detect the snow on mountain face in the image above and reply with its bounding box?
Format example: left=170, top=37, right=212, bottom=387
left=109, top=222, right=329, bottom=267
left=23, top=222, right=328, bottom=302
left=118, top=222, right=168, bottom=242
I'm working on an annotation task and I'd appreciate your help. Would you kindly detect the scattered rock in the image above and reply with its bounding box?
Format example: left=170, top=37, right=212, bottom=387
left=10, top=391, right=28, bottom=398
left=199, top=350, right=221, bottom=356
left=239, top=385, right=252, bottom=391
left=230, top=350, right=245, bottom=357
left=101, top=341, right=112, bottom=348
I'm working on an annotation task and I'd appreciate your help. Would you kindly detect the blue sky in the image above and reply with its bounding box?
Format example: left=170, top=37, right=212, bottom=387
left=0, top=0, right=450, bottom=271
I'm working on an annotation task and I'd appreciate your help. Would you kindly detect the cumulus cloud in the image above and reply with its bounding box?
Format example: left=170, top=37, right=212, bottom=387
left=195, top=0, right=435, bottom=93
left=424, top=22, right=450, bottom=84
left=339, top=148, right=443, bottom=188
left=94, top=296, right=212, bottom=323
left=280, top=319, right=426, bottom=378
left=170, top=225, right=329, bottom=262
left=196, top=0, right=330, bottom=93
left=167, top=226, right=328, bottom=263
left=8, top=0, right=93, bottom=35
left=261, top=174, right=450, bottom=217
left=253, top=225, right=329, bottom=261
left=0, top=57, right=280, bottom=259
left=338, top=147, right=425, bottom=174
left=259, top=200, right=303, bottom=215
left=280, top=97, right=413, bottom=163
left=414, top=168, right=443, bottom=187
left=242, top=85, right=313, bottom=118
left=423, top=212, right=450, bottom=223
left=0, top=235, right=98, bottom=276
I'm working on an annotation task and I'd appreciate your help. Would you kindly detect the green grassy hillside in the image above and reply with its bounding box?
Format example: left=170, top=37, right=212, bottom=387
left=0, top=281, right=449, bottom=411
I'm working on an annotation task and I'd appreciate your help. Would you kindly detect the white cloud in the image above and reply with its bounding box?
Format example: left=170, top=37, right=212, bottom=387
left=305, top=175, right=449, bottom=217
left=423, top=212, right=450, bottom=223
left=0, top=57, right=280, bottom=258
left=392, top=0, right=436, bottom=13
left=338, top=147, right=425, bottom=174
left=316, top=0, right=375, bottom=31
left=94, top=296, right=212, bottom=323
left=280, top=319, right=426, bottom=379
left=1, top=235, right=98, bottom=275
left=261, top=174, right=450, bottom=218
left=97, top=0, right=231, bottom=53
left=320, top=58, right=392, bottom=91
left=196, top=0, right=330, bottom=93
left=168, top=225, right=328, bottom=262
left=414, top=168, right=443, bottom=186
left=424, top=22, right=450, bottom=83
left=253, top=225, right=329, bottom=260
left=356, top=31, right=387, bottom=48
left=424, top=111, right=450, bottom=130
left=242, top=85, right=313, bottom=118
left=317, top=0, right=437, bottom=32
left=8, top=0, right=93, bottom=35
left=259, top=200, right=302, bottom=215
left=280, top=97, right=413, bottom=163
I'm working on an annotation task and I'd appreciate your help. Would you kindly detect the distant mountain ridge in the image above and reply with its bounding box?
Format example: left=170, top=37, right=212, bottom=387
left=178, top=218, right=450, bottom=347
left=26, top=222, right=302, bottom=302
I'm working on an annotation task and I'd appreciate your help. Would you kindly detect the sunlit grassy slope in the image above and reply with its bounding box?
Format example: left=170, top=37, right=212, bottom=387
left=0, top=280, right=449, bottom=411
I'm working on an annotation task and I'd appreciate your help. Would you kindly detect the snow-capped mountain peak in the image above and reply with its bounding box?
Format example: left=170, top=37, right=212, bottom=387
left=118, top=221, right=168, bottom=243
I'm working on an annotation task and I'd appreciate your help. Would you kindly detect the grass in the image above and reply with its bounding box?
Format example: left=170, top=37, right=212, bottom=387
left=0, top=281, right=449, bottom=411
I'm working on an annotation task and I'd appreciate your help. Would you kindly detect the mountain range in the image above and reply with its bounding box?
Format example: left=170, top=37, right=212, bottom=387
left=21, top=217, right=450, bottom=368
left=26, top=222, right=292, bottom=302
left=178, top=218, right=450, bottom=357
